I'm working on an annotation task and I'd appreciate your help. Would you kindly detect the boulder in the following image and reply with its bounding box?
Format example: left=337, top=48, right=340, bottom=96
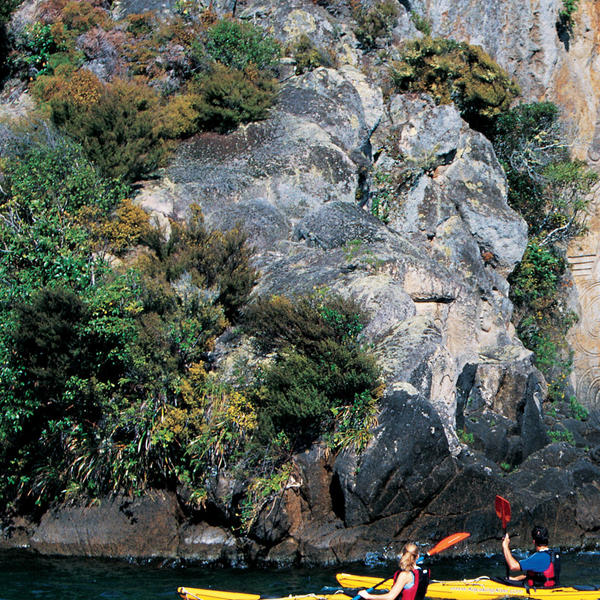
left=333, top=390, right=453, bottom=527
left=29, top=491, right=181, bottom=558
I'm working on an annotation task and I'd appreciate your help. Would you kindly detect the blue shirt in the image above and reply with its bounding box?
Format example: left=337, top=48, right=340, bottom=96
left=519, top=551, right=551, bottom=573
left=403, top=571, right=415, bottom=590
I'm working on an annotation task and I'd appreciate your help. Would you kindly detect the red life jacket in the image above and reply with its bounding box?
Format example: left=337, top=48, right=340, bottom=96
left=526, top=550, right=560, bottom=588
left=392, top=569, right=420, bottom=600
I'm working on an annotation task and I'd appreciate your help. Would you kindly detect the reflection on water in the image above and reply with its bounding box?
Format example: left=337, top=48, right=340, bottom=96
left=0, top=550, right=598, bottom=600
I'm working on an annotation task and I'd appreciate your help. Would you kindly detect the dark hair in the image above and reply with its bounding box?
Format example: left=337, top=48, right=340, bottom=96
left=532, top=525, right=549, bottom=545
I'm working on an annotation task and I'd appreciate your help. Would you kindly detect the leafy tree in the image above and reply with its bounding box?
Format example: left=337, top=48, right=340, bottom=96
left=493, top=102, right=597, bottom=245
left=0, top=128, right=126, bottom=296
left=494, top=103, right=597, bottom=406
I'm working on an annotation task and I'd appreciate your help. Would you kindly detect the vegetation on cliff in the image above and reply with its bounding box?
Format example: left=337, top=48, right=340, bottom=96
left=0, top=122, right=381, bottom=521
left=391, top=36, right=520, bottom=134
left=492, top=102, right=597, bottom=411
left=0, top=0, right=594, bottom=537
left=3, top=0, right=281, bottom=182
left=389, top=35, right=595, bottom=420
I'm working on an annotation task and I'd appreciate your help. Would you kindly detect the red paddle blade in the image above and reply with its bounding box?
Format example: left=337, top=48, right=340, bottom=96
left=427, top=532, right=470, bottom=556
left=495, top=495, right=511, bottom=530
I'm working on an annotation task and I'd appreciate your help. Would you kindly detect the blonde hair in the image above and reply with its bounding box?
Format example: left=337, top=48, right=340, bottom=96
left=398, top=542, right=419, bottom=572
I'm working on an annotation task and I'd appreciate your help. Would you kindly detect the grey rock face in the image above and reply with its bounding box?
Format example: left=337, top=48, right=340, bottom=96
left=371, top=94, right=527, bottom=275
left=136, top=52, right=551, bottom=559
left=333, top=390, right=453, bottom=528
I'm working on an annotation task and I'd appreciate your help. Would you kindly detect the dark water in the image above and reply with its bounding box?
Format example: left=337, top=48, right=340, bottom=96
left=0, top=550, right=599, bottom=600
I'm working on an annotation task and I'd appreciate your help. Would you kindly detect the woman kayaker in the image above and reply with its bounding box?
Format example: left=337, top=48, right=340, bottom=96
left=357, top=543, right=424, bottom=600
left=502, top=525, right=560, bottom=587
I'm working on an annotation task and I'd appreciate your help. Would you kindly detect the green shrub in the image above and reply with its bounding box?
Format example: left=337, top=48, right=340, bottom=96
left=370, top=169, right=394, bottom=223
left=410, top=12, right=431, bottom=36
left=61, top=0, right=109, bottom=33
left=159, top=93, right=204, bottom=139
left=0, top=130, right=126, bottom=293
left=204, top=19, right=281, bottom=72
left=458, top=428, right=475, bottom=445
left=14, top=21, right=59, bottom=77
left=494, top=102, right=596, bottom=411
left=548, top=428, right=575, bottom=444
left=287, top=34, right=335, bottom=75
left=0, top=129, right=244, bottom=513
left=190, top=62, right=277, bottom=133
left=244, top=293, right=379, bottom=451
left=509, top=239, right=565, bottom=307
left=12, top=287, right=85, bottom=398
left=41, top=73, right=168, bottom=182
left=493, top=102, right=596, bottom=242
left=353, top=0, right=399, bottom=51
left=391, top=37, right=520, bottom=134
left=569, top=396, right=589, bottom=421
left=243, top=293, right=367, bottom=356
left=141, top=205, right=258, bottom=322
left=558, top=0, right=579, bottom=33
left=515, top=310, right=577, bottom=402
left=126, top=12, right=155, bottom=36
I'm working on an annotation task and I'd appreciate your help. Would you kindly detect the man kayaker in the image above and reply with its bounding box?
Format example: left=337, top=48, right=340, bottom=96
left=357, top=543, right=427, bottom=600
left=502, top=525, right=559, bottom=587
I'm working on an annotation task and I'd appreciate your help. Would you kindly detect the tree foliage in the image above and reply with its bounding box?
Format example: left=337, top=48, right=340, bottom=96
left=0, top=128, right=262, bottom=514
left=494, top=102, right=597, bottom=406
left=203, top=19, right=281, bottom=72
left=493, top=102, right=596, bottom=245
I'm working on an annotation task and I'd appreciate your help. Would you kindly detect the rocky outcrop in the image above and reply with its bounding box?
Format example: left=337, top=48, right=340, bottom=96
left=135, top=53, right=579, bottom=562
left=410, top=0, right=600, bottom=164
left=29, top=491, right=182, bottom=558
left=3, top=0, right=600, bottom=565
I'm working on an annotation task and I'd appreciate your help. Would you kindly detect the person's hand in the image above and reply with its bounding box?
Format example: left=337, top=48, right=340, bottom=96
left=358, top=590, right=369, bottom=599
left=502, top=533, right=510, bottom=549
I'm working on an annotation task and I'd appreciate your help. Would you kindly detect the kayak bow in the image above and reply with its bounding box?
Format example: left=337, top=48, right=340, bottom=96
left=178, top=588, right=261, bottom=600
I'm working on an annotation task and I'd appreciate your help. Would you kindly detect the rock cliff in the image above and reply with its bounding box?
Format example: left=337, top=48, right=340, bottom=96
left=2, top=0, right=600, bottom=564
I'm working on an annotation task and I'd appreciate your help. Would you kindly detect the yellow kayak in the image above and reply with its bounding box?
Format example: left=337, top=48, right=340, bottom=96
left=177, top=587, right=352, bottom=600
left=336, top=573, right=600, bottom=600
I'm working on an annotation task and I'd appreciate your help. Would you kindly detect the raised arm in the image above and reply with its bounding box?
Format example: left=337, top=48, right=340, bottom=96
left=502, top=534, right=521, bottom=573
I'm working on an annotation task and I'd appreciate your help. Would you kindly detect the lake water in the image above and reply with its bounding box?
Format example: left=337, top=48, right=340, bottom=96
left=1, top=550, right=599, bottom=600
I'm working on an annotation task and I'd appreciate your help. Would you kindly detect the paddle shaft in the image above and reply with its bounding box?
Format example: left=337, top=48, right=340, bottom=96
left=495, top=495, right=512, bottom=577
